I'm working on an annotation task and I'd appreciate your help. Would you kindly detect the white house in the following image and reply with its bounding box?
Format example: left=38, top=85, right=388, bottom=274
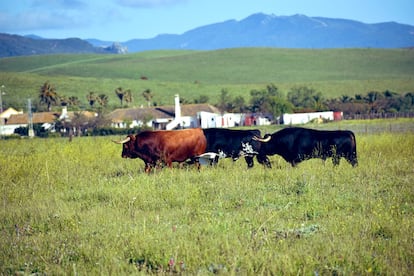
left=198, top=112, right=244, bottom=128
left=108, top=96, right=221, bottom=130
left=282, top=111, right=342, bottom=125
left=0, top=107, right=23, bottom=135
left=108, top=95, right=274, bottom=130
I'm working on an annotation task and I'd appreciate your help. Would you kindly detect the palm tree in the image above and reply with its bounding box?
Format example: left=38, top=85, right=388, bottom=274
left=67, top=96, right=80, bottom=107
left=39, top=81, right=58, bottom=111
left=142, top=89, right=153, bottom=107
left=124, top=89, right=132, bottom=106
left=87, top=92, right=97, bottom=108
left=97, top=94, right=108, bottom=107
left=115, top=87, right=126, bottom=106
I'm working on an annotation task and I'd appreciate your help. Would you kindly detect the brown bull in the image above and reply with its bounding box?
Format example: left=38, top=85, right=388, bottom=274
left=113, top=128, right=207, bottom=173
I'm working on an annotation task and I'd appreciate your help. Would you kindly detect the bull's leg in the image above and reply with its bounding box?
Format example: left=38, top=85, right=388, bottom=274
left=257, top=155, right=272, bottom=168
left=195, top=159, right=202, bottom=171
left=347, top=153, right=358, bottom=167
left=244, top=156, right=254, bottom=168
left=351, top=158, right=358, bottom=167
left=190, top=157, right=202, bottom=171
left=332, top=155, right=340, bottom=166
left=291, top=157, right=303, bottom=167
left=144, top=163, right=152, bottom=173
left=166, top=161, right=173, bottom=169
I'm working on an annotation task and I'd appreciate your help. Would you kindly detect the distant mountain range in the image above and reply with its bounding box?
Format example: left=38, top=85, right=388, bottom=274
left=0, top=34, right=127, bottom=58
left=1, top=13, right=414, bottom=57
left=117, top=13, right=414, bottom=51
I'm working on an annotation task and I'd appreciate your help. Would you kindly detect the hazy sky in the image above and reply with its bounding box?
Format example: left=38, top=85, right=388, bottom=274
left=1, top=0, right=413, bottom=41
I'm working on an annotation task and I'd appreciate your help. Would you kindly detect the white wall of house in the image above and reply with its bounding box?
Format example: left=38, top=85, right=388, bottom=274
left=111, top=111, right=271, bottom=130
left=198, top=112, right=245, bottom=128
left=282, top=111, right=334, bottom=125
left=0, top=124, right=26, bottom=135
left=198, top=111, right=217, bottom=128
left=215, top=113, right=243, bottom=128
left=257, top=117, right=272, bottom=125
left=0, top=108, right=23, bottom=134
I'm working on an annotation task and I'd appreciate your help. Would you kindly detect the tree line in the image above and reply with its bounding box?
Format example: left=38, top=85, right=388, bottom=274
left=37, top=81, right=156, bottom=112
left=38, top=81, right=413, bottom=120
left=215, top=84, right=414, bottom=120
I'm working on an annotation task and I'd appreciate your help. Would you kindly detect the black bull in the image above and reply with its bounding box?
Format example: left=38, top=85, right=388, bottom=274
left=254, top=127, right=358, bottom=167
left=202, top=128, right=271, bottom=168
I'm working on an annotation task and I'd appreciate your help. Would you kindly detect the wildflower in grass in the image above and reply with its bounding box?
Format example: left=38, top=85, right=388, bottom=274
left=168, top=257, right=175, bottom=269
left=180, top=260, right=185, bottom=271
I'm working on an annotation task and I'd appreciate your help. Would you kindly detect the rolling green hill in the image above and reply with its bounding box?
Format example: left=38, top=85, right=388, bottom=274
left=1, top=48, right=414, bottom=110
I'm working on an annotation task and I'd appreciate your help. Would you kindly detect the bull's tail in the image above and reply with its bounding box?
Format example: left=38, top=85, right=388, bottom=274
left=349, top=131, right=358, bottom=167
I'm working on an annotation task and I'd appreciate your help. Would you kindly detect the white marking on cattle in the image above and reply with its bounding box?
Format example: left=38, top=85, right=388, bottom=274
left=197, top=152, right=225, bottom=166
left=240, top=142, right=258, bottom=156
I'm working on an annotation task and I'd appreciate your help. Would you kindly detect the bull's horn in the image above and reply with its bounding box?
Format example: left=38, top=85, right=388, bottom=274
left=112, top=136, right=131, bottom=144
left=253, top=135, right=271, bottom=142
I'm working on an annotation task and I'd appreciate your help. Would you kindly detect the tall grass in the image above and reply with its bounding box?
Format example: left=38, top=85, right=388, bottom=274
left=1, top=123, right=413, bottom=274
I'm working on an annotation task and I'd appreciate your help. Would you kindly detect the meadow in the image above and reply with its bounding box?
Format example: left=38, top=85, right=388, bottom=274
left=1, top=48, right=414, bottom=110
left=1, top=120, right=413, bottom=274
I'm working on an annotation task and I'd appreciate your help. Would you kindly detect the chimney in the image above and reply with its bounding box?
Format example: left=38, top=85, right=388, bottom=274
left=59, top=106, right=68, bottom=120
left=174, top=94, right=181, bottom=120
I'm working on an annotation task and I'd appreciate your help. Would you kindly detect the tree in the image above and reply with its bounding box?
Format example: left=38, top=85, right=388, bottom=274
left=268, top=96, right=293, bottom=118
left=402, top=92, right=414, bottom=110
left=249, top=84, right=292, bottom=119
left=67, top=96, right=80, bottom=107
left=250, top=84, right=283, bottom=113
left=39, top=81, right=58, bottom=111
left=115, top=87, right=127, bottom=107
left=217, top=88, right=231, bottom=114
left=364, top=91, right=383, bottom=113
left=97, top=94, right=108, bottom=107
left=87, top=92, right=97, bottom=108
left=142, top=89, right=153, bottom=107
left=233, top=96, right=247, bottom=113
left=124, top=89, right=132, bottom=106
left=340, top=95, right=352, bottom=103
left=60, top=96, right=80, bottom=107
left=287, top=86, right=325, bottom=111
left=69, top=112, right=90, bottom=137
left=194, top=95, right=209, bottom=104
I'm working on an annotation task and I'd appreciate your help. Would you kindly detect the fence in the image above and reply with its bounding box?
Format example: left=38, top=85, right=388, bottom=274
left=344, top=112, right=414, bottom=120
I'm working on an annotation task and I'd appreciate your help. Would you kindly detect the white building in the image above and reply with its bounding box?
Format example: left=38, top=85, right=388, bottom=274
left=198, top=112, right=243, bottom=128
left=108, top=95, right=274, bottom=130
left=0, top=107, right=24, bottom=135
left=282, top=111, right=336, bottom=125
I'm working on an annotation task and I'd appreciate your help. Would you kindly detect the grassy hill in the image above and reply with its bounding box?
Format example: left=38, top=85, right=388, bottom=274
left=1, top=48, right=414, bottom=110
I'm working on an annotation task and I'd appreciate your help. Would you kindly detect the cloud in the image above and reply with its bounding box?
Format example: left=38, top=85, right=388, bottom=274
left=0, top=10, right=89, bottom=33
left=0, top=0, right=94, bottom=33
left=116, top=0, right=187, bottom=8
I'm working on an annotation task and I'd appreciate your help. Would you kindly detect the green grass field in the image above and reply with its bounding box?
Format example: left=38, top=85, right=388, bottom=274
left=1, top=48, right=414, bottom=109
left=1, top=120, right=413, bottom=274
